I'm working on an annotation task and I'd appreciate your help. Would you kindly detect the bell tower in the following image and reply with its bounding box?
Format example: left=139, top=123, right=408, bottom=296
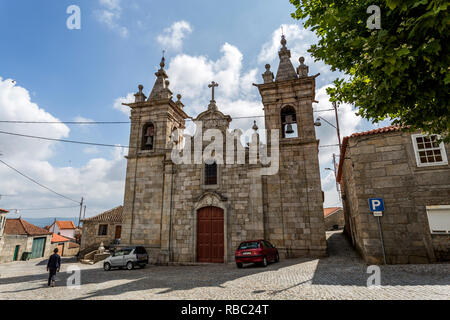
left=255, top=35, right=327, bottom=258
left=120, top=56, right=189, bottom=262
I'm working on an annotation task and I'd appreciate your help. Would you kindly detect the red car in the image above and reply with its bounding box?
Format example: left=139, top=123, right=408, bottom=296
left=235, top=239, right=279, bottom=268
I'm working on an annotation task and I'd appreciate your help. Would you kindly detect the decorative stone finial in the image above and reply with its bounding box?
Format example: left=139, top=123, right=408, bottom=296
left=275, top=35, right=298, bottom=81
left=297, top=56, right=309, bottom=77
left=252, top=120, right=259, bottom=131
left=281, top=35, right=287, bottom=48
left=148, top=54, right=172, bottom=101
left=175, top=93, right=184, bottom=108
left=262, top=64, right=274, bottom=83
left=134, top=84, right=146, bottom=102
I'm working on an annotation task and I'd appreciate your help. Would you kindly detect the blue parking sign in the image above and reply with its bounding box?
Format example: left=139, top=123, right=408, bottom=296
left=368, top=198, right=384, bottom=212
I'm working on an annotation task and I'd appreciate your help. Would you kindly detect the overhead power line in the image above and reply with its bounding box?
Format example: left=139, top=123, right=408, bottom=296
left=0, top=130, right=340, bottom=150
left=0, top=130, right=132, bottom=149
left=4, top=205, right=80, bottom=211
left=0, top=121, right=130, bottom=124
left=0, top=111, right=332, bottom=125
left=0, top=115, right=266, bottom=125
left=0, top=159, right=81, bottom=204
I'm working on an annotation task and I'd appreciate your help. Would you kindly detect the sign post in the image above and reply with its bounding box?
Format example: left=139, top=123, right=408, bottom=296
left=368, top=198, right=387, bottom=264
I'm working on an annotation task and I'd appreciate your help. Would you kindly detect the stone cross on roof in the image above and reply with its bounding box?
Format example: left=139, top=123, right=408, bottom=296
left=208, top=81, right=219, bottom=102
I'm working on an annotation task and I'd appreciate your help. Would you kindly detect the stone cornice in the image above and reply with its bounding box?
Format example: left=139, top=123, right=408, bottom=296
left=253, top=73, right=320, bottom=91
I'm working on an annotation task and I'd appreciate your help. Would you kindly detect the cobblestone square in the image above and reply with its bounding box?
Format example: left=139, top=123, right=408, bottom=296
left=0, top=232, right=448, bottom=300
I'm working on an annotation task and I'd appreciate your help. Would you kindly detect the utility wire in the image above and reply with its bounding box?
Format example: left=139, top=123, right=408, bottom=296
left=0, top=121, right=130, bottom=124
left=0, top=110, right=332, bottom=125
left=0, top=159, right=81, bottom=204
left=0, top=130, right=132, bottom=149
left=4, top=205, right=80, bottom=211
left=0, top=130, right=339, bottom=150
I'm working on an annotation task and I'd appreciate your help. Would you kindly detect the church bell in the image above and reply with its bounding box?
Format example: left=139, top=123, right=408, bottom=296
left=146, top=136, right=153, bottom=147
left=285, top=115, right=294, bottom=134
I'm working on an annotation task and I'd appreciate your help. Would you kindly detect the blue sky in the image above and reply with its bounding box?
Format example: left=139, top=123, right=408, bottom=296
left=0, top=0, right=389, bottom=219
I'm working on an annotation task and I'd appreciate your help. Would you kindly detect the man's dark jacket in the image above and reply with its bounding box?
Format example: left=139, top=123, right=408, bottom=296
left=47, top=253, right=61, bottom=269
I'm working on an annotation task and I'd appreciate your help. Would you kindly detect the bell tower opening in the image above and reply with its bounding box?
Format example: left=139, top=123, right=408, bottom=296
left=142, top=122, right=155, bottom=150
left=281, top=105, right=298, bottom=138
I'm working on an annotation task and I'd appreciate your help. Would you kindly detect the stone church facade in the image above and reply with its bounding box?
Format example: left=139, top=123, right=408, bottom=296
left=120, top=36, right=327, bottom=264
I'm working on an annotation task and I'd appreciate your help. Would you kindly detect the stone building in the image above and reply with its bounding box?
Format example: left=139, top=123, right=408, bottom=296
left=120, top=35, right=327, bottom=264
left=337, top=126, right=450, bottom=264
left=0, top=209, right=7, bottom=237
left=0, top=218, right=52, bottom=263
left=324, top=207, right=344, bottom=231
left=80, top=206, right=123, bottom=251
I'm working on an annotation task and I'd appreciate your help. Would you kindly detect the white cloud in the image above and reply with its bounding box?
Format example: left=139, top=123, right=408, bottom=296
left=0, top=77, right=127, bottom=218
left=258, top=24, right=314, bottom=64
left=96, top=0, right=128, bottom=38
left=157, top=21, right=193, bottom=51
left=322, top=170, right=341, bottom=208
left=113, top=92, right=134, bottom=116
left=0, top=77, right=69, bottom=160
left=99, top=0, right=121, bottom=11
left=83, top=147, right=100, bottom=155
left=167, top=43, right=258, bottom=108
left=314, top=84, right=362, bottom=165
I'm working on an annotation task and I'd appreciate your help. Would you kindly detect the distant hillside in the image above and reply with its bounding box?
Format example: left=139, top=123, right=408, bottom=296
left=18, top=217, right=79, bottom=228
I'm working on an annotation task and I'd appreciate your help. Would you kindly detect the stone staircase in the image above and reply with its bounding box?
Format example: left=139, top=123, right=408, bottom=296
left=79, top=243, right=111, bottom=264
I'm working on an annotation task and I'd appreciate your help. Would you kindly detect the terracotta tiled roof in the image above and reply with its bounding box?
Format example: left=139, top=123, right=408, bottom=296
left=51, top=233, right=70, bottom=243
left=4, top=218, right=51, bottom=236
left=337, top=125, right=405, bottom=182
left=55, top=220, right=76, bottom=230
left=68, top=242, right=80, bottom=249
left=349, top=125, right=405, bottom=138
left=83, top=205, right=123, bottom=223
left=324, top=207, right=342, bottom=218
left=0, top=208, right=8, bottom=213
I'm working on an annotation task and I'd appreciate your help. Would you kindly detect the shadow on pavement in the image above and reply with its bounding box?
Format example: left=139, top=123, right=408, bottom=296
left=311, top=231, right=450, bottom=287
left=1, top=231, right=449, bottom=299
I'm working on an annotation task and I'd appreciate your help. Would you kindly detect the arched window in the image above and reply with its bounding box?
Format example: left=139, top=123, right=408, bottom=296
left=281, top=105, right=298, bottom=138
left=205, top=161, right=217, bottom=185
left=142, top=122, right=155, bottom=150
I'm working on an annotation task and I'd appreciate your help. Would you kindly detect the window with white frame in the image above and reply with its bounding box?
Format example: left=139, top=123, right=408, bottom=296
left=411, top=134, right=448, bottom=167
left=426, top=205, right=450, bottom=234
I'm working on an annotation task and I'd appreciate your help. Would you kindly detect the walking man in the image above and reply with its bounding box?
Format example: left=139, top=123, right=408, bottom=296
left=47, top=248, right=61, bottom=287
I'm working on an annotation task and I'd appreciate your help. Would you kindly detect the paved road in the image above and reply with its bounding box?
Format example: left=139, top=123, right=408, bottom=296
left=0, top=231, right=448, bottom=300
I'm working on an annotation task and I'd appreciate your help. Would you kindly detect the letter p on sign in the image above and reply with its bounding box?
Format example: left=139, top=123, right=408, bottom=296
left=368, top=198, right=384, bottom=212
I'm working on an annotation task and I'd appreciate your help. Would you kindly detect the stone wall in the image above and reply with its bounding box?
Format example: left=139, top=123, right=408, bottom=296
left=0, top=234, right=52, bottom=263
left=80, top=221, right=121, bottom=251
left=0, top=235, right=28, bottom=263
left=324, top=209, right=344, bottom=231
left=340, top=130, right=450, bottom=264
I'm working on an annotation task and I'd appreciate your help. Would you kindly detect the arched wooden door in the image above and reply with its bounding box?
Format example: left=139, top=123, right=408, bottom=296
left=197, top=206, right=224, bottom=263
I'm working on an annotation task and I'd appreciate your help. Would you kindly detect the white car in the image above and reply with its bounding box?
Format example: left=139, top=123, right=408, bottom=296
left=103, top=246, right=149, bottom=271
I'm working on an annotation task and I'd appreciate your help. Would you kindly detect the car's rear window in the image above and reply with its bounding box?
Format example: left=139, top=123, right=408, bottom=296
left=135, top=246, right=147, bottom=254
left=238, top=241, right=260, bottom=250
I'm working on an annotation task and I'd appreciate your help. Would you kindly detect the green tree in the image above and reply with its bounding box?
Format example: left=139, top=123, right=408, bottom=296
left=291, top=0, right=449, bottom=140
